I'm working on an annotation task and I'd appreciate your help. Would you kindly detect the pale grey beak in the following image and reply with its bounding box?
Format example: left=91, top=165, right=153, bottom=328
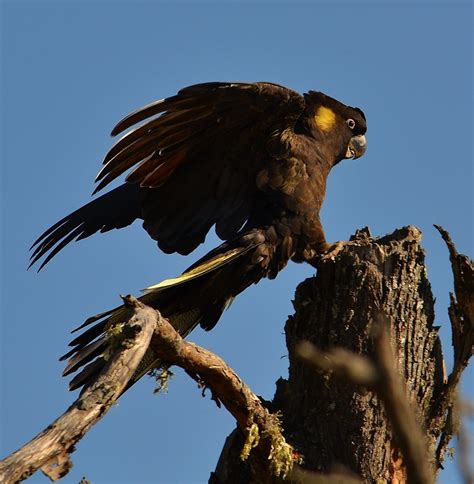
left=345, top=135, right=367, bottom=159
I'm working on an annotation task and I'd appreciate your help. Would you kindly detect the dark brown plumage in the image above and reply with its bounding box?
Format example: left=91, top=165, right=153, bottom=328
left=31, top=82, right=366, bottom=268
left=30, top=81, right=367, bottom=391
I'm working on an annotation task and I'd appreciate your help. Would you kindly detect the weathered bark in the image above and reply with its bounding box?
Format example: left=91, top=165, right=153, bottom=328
left=212, top=226, right=473, bottom=483
left=0, top=297, right=157, bottom=483
left=0, top=298, right=297, bottom=483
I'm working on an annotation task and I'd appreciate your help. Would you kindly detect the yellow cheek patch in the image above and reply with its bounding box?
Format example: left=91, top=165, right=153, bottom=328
left=314, top=106, right=336, bottom=131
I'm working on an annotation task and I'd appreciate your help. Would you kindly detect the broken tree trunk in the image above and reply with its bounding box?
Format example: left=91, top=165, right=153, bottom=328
left=211, top=226, right=473, bottom=483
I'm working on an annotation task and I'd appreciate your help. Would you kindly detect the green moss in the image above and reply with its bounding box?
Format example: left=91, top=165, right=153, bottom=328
left=240, top=421, right=260, bottom=461
left=240, top=412, right=301, bottom=479
left=150, top=366, right=174, bottom=394
left=263, top=413, right=299, bottom=478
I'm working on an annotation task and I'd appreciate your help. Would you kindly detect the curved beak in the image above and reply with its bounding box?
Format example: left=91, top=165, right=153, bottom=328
left=345, top=134, right=367, bottom=159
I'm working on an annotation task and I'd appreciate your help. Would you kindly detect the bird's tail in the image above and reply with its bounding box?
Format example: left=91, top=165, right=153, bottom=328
left=29, top=183, right=142, bottom=271
left=61, top=230, right=270, bottom=392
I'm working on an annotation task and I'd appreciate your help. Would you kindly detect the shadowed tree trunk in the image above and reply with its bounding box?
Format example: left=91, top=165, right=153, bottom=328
left=211, top=226, right=473, bottom=483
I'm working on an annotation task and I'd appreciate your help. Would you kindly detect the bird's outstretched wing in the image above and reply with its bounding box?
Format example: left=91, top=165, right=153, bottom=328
left=100, top=82, right=305, bottom=251
left=31, top=82, right=305, bottom=267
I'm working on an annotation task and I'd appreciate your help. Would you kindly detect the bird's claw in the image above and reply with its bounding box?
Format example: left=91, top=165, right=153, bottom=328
left=319, top=241, right=349, bottom=262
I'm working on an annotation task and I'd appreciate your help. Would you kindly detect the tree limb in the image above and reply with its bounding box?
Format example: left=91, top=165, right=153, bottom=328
left=0, top=296, right=156, bottom=483
left=431, top=225, right=474, bottom=469
left=145, top=299, right=297, bottom=480
left=0, top=296, right=296, bottom=482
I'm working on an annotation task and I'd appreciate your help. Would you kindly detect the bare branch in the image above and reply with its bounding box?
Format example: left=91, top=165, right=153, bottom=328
left=145, top=302, right=297, bottom=480
left=434, top=225, right=474, bottom=382
left=297, top=342, right=377, bottom=387
left=0, top=299, right=156, bottom=483
left=457, top=402, right=474, bottom=484
left=0, top=296, right=296, bottom=482
left=432, top=226, right=474, bottom=465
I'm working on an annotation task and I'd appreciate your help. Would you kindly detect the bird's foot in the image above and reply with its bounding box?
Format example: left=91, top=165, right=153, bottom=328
left=307, top=241, right=352, bottom=268
left=320, top=240, right=349, bottom=262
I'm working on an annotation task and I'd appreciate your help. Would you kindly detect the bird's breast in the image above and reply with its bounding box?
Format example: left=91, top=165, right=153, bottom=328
left=255, top=156, right=328, bottom=220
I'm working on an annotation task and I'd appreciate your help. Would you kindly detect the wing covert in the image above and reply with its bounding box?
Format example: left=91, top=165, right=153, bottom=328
left=98, top=82, right=306, bottom=254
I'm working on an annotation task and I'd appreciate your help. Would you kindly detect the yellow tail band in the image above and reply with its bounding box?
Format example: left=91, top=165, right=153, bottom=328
left=142, top=247, right=245, bottom=293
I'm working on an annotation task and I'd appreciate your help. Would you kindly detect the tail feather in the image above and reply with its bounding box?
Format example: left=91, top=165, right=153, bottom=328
left=30, top=183, right=141, bottom=270
left=61, top=234, right=265, bottom=392
left=199, top=298, right=234, bottom=331
left=61, top=238, right=262, bottom=389
left=142, top=243, right=256, bottom=293
left=62, top=338, right=107, bottom=376
left=69, top=359, right=106, bottom=391
left=68, top=320, right=108, bottom=348
left=71, top=309, right=115, bottom=334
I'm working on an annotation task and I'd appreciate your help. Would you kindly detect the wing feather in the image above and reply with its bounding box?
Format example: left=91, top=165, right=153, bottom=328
left=62, top=338, right=106, bottom=376
left=98, top=82, right=304, bottom=191
left=131, top=150, right=188, bottom=186
left=127, top=82, right=304, bottom=252
left=32, top=81, right=306, bottom=266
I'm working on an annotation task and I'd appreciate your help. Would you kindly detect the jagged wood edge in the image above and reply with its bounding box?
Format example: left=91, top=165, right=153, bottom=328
left=432, top=225, right=474, bottom=470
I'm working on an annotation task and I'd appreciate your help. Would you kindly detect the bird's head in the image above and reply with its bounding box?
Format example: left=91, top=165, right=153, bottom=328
left=301, top=91, right=367, bottom=165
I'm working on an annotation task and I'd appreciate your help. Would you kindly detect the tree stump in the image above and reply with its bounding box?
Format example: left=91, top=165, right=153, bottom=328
left=212, top=226, right=472, bottom=483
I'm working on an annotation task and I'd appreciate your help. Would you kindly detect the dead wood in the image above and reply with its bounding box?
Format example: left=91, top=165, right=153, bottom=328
left=0, top=298, right=296, bottom=482
left=1, top=225, right=471, bottom=483
left=0, top=297, right=156, bottom=483
left=212, top=226, right=473, bottom=483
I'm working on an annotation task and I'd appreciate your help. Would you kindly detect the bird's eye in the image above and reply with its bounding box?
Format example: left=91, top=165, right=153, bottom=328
left=346, top=118, right=356, bottom=129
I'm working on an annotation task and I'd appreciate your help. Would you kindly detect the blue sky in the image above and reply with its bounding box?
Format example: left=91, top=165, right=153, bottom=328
left=1, top=1, right=472, bottom=483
